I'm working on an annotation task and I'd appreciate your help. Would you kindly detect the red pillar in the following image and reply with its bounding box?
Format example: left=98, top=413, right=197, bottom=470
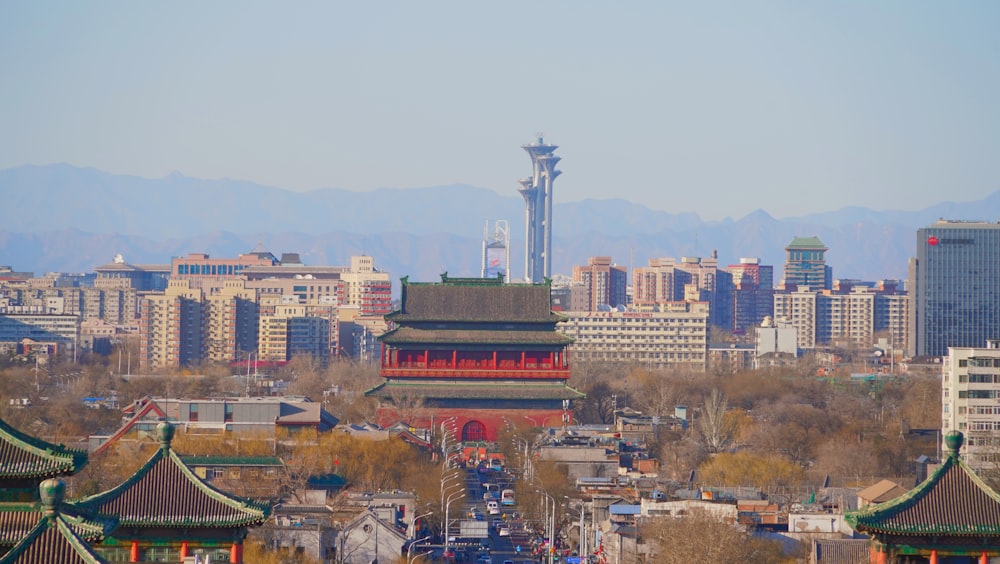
left=130, top=541, right=140, bottom=563
left=492, top=351, right=497, bottom=369
left=230, top=540, right=243, bottom=564
left=981, top=551, right=989, bottom=564
left=928, top=550, right=938, bottom=564
left=424, top=349, right=429, bottom=368
left=520, top=351, right=525, bottom=369
left=179, top=541, right=189, bottom=561
left=452, top=350, right=457, bottom=369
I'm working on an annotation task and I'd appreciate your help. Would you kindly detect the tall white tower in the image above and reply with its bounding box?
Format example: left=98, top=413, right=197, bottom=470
left=518, top=136, right=561, bottom=283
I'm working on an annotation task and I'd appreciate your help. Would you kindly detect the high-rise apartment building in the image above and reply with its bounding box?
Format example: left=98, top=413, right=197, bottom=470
left=258, top=302, right=330, bottom=363
left=633, top=255, right=733, bottom=331
left=782, top=236, right=832, bottom=290
left=941, top=340, right=1000, bottom=471
left=909, top=220, right=1000, bottom=358
left=774, top=282, right=908, bottom=351
left=138, top=280, right=205, bottom=369
left=204, top=280, right=259, bottom=364
left=727, top=258, right=774, bottom=335
left=572, top=256, right=627, bottom=311
left=340, top=256, right=392, bottom=315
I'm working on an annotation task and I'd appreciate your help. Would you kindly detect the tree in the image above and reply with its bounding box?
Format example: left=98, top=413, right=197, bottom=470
left=698, top=452, right=805, bottom=491
left=574, top=381, right=620, bottom=424
left=697, top=389, right=739, bottom=454
left=641, top=507, right=796, bottom=563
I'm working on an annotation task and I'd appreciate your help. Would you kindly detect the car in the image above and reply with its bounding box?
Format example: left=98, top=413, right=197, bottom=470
left=499, top=526, right=510, bottom=537
left=503, top=560, right=514, bottom=564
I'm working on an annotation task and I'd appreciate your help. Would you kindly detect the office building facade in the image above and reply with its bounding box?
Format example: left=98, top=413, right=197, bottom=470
left=782, top=236, right=832, bottom=290
left=558, top=302, right=710, bottom=371
left=909, top=220, right=1000, bottom=358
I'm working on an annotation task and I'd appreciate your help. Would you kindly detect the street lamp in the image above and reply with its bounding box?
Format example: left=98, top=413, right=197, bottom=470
left=537, top=489, right=556, bottom=564
left=444, top=489, right=465, bottom=556
left=441, top=472, right=463, bottom=517
left=406, top=536, right=430, bottom=564
left=410, top=511, right=434, bottom=540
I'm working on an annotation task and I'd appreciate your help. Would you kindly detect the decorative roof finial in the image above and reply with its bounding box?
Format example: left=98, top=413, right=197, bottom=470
left=156, top=421, right=175, bottom=451
left=944, top=430, right=964, bottom=458
left=39, top=478, right=65, bottom=519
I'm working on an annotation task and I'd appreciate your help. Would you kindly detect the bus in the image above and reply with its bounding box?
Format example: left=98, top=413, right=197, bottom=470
left=501, top=489, right=515, bottom=506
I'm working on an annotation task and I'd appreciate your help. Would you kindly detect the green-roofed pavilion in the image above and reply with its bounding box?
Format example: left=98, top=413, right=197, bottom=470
left=845, top=431, right=1000, bottom=563
left=77, top=422, right=271, bottom=564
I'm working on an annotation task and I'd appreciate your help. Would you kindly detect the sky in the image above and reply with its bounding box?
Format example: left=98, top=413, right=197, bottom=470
left=2, top=2, right=999, bottom=221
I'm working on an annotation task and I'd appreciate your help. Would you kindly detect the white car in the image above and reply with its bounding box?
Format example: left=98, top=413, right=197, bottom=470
left=498, top=526, right=510, bottom=537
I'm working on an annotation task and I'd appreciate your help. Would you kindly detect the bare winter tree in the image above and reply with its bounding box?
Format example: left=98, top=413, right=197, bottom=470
left=698, top=389, right=738, bottom=454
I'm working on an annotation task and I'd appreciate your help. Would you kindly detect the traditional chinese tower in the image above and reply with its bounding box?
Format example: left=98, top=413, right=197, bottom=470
left=368, top=275, right=583, bottom=449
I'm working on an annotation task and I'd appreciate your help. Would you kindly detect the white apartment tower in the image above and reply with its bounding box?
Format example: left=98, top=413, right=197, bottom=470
left=942, top=340, right=1000, bottom=471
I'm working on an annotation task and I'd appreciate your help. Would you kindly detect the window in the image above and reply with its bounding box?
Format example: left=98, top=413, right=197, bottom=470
left=189, top=403, right=199, bottom=422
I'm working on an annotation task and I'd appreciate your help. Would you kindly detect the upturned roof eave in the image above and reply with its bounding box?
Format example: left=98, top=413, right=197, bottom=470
left=0, top=418, right=88, bottom=478
left=846, top=454, right=1000, bottom=534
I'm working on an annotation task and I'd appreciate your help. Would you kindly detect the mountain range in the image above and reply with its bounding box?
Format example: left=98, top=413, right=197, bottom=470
left=3, top=163, right=999, bottom=286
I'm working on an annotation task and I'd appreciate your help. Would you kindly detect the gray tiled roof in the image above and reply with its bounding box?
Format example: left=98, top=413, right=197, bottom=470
left=389, top=282, right=562, bottom=323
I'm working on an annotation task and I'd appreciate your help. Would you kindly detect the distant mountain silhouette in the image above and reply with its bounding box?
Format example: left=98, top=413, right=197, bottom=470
left=2, top=164, right=998, bottom=284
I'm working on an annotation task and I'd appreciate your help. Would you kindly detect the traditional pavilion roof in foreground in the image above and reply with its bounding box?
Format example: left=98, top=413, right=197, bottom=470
left=0, top=504, right=113, bottom=548
left=381, top=326, right=573, bottom=346
left=387, top=275, right=563, bottom=324
left=0, top=418, right=87, bottom=480
left=0, top=479, right=114, bottom=564
left=77, top=422, right=270, bottom=529
left=846, top=431, right=1000, bottom=537
left=366, top=380, right=586, bottom=401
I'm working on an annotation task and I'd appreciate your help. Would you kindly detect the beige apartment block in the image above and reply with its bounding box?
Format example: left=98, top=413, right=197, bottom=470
left=340, top=255, right=392, bottom=315
left=138, top=280, right=205, bottom=370
left=558, top=302, right=709, bottom=370
left=775, top=284, right=908, bottom=352
left=258, top=303, right=331, bottom=363
left=204, top=280, right=259, bottom=364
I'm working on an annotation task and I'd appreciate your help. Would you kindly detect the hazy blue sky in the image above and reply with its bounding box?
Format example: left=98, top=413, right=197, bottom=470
left=2, top=2, right=998, bottom=220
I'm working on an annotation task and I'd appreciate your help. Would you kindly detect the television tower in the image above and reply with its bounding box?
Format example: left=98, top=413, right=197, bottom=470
left=518, top=136, right=561, bottom=283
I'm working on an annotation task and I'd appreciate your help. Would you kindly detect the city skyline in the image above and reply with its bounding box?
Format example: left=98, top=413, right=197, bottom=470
left=2, top=3, right=999, bottom=221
